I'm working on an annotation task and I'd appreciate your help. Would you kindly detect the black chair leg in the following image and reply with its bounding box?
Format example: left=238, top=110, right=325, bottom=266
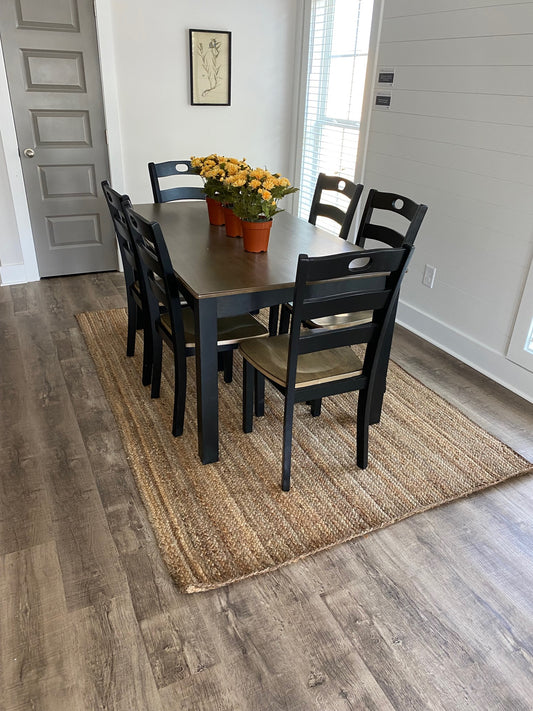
left=281, top=396, right=295, bottom=491
left=150, top=333, right=163, bottom=398
left=243, top=359, right=254, bottom=433
left=172, top=353, right=186, bottom=437
left=126, top=295, right=138, bottom=356
left=310, top=399, right=322, bottom=417
left=223, top=351, right=233, bottom=383
left=268, top=305, right=280, bottom=335
left=134, top=301, right=144, bottom=330
left=141, top=322, right=153, bottom=387
left=255, top=371, right=265, bottom=416
left=279, top=304, right=291, bottom=334
left=356, top=388, right=370, bottom=469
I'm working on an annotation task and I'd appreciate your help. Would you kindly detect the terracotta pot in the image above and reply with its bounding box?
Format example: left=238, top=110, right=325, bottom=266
left=223, top=206, right=243, bottom=237
left=242, top=220, right=273, bottom=253
left=206, top=197, right=225, bottom=226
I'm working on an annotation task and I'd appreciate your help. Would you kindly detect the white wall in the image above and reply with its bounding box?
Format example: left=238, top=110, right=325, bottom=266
left=105, top=0, right=302, bottom=202
left=0, top=0, right=302, bottom=281
left=363, top=0, right=533, bottom=401
left=0, top=134, right=21, bottom=265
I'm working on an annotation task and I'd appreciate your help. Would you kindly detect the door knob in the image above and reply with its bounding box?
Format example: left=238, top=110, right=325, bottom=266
left=23, top=148, right=35, bottom=158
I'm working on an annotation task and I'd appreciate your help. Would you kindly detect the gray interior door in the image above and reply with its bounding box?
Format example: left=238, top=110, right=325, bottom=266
left=0, top=0, right=117, bottom=277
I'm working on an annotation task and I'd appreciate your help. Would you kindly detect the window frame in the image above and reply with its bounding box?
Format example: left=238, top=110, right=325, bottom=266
left=507, top=255, right=533, bottom=373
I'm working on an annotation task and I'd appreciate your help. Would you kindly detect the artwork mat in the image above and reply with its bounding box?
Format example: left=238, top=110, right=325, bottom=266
left=189, top=29, right=231, bottom=106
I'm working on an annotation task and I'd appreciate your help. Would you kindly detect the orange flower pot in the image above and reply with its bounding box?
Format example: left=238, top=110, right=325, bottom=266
left=206, top=197, right=225, bottom=226
left=242, top=220, right=272, bottom=253
left=223, top=206, right=243, bottom=237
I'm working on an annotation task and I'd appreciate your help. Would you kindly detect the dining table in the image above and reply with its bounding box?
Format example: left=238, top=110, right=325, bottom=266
left=133, top=201, right=392, bottom=464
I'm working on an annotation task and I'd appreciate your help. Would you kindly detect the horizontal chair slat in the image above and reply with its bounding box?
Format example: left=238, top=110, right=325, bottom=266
left=137, top=244, right=162, bottom=278
left=301, top=289, right=391, bottom=321
left=315, top=204, right=349, bottom=226
left=297, top=322, right=376, bottom=354
left=304, top=247, right=406, bottom=281
left=161, top=187, right=205, bottom=202
left=149, top=278, right=167, bottom=306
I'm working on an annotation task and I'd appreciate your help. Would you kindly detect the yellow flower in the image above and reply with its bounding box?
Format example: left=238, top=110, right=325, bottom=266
left=204, top=166, right=223, bottom=179
left=260, top=189, right=272, bottom=201
left=250, top=179, right=261, bottom=189
left=250, top=168, right=267, bottom=180
left=263, top=178, right=276, bottom=191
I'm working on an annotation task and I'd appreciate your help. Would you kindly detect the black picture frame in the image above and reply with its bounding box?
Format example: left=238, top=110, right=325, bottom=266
left=189, top=29, right=231, bottom=106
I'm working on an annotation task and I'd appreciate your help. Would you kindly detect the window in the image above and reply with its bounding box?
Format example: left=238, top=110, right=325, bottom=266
left=298, top=0, right=375, bottom=233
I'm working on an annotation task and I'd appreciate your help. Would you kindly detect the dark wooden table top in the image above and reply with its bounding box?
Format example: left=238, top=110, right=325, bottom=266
left=133, top=201, right=359, bottom=299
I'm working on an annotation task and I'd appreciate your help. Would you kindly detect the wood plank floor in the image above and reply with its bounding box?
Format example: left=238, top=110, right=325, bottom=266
left=1, top=272, right=532, bottom=711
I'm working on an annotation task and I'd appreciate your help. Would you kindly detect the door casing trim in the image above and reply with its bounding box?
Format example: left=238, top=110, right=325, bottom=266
left=0, top=40, right=39, bottom=283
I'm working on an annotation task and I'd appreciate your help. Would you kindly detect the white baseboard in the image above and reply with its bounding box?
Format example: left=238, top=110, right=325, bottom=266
left=397, top=300, right=533, bottom=404
left=0, top=263, right=31, bottom=285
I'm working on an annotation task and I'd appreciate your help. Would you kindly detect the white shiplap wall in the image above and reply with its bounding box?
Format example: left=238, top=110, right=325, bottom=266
left=363, top=0, right=533, bottom=401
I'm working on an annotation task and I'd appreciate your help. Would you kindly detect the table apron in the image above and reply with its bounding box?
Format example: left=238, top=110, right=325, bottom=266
left=180, top=275, right=386, bottom=319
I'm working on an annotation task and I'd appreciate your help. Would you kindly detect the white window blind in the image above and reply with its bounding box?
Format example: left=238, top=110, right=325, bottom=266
left=299, top=0, right=374, bottom=233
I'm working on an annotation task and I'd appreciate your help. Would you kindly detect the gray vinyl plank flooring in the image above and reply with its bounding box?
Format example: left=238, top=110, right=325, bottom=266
left=0, top=272, right=532, bottom=711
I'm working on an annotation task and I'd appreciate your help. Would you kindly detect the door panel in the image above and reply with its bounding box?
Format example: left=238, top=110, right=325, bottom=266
left=0, top=0, right=117, bottom=277
left=22, top=50, right=87, bottom=92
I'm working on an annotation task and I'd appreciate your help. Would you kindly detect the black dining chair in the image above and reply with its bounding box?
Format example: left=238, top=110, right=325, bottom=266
left=124, top=205, right=269, bottom=437
left=355, top=189, right=428, bottom=249
left=239, top=245, right=414, bottom=491
left=278, top=189, right=428, bottom=334
left=268, top=173, right=363, bottom=334
left=308, top=173, right=364, bottom=240
left=148, top=160, right=205, bottom=203
left=101, top=180, right=155, bottom=386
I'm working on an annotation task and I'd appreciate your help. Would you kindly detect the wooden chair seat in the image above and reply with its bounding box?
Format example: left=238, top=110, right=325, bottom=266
left=160, top=311, right=269, bottom=349
left=281, top=307, right=373, bottom=331
left=239, top=334, right=363, bottom=389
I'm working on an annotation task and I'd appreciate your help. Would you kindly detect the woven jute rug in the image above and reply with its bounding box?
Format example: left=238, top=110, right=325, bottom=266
left=77, top=308, right=532, bottom=593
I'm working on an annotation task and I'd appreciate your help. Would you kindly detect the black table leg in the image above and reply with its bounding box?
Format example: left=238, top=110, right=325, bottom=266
left=194, top=298, right=219, bottom=463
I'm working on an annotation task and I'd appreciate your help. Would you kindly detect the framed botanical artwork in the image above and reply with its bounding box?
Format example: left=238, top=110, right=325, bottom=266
left=189, top=29, right=231, bottom=106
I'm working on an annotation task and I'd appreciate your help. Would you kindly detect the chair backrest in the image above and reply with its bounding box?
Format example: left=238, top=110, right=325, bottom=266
left=355, top=189, right=427, bottom=248
left=288, top=246, right=413, bottom=391
left=308, top=173, right=364, bottom=241
left=148, top=160, right=205, bottom=203
left=101, top=180, right=137, bottom=286
left=123, top=205, right=187, bottom=355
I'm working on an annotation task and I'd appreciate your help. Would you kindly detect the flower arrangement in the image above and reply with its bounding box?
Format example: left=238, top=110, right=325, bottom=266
left=190, top=154, right=249, bottom=203
left=226, top=167, right=298, bottom=222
